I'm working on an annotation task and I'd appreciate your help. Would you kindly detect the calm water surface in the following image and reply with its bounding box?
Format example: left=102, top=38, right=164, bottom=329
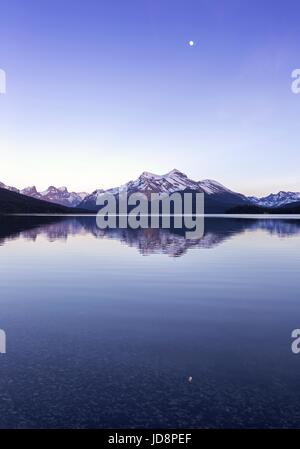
left=0, top=215, right=300, bottom=428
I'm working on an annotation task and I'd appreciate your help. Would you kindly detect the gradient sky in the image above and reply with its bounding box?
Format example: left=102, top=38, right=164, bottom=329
left=0, top=0, right=300, bottom=196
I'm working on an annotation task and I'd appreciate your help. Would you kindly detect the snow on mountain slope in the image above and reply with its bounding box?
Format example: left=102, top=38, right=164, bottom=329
left=20, top=185, right=89, bottom=207
left=20, top=186, right=42, bottom=199
left=107, top=169, right=201, bottom=196
left=199, top=179, right=236, bottom=195
left=77, top=189, right=106, bottom=210
left=38, top=186, right=88, bottom=207
left=1, top=180, right=89, bottom=208
left=79, top=169, right=202, bottom=209
left=78, top=169, right=249, bottom=210
left=4, top=173, right=300, bottom=211
left=248, top=191, right=300, bottom=208
left=0, top=181, right=19, bottom=193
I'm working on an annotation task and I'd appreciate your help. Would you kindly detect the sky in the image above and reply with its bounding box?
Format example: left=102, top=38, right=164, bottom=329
left=0, top=0, right=300, bottom=196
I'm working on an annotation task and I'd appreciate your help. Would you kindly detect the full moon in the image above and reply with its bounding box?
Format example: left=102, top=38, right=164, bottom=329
left=189, top=40, right=194, bottom=47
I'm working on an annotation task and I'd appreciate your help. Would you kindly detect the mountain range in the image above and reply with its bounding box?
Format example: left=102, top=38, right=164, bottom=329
left=248, top=191, right=300, bottom=207
left=1, top=170, right=300, bottom=213
left=0, top=187, right=78, bottom=214
left=79, top=169, right=250, bottom=212
left=0, top=182, right=87, bottom=207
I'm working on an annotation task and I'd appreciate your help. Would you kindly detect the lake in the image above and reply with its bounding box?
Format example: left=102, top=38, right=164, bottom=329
left=0, top=215, right=300, bottom=428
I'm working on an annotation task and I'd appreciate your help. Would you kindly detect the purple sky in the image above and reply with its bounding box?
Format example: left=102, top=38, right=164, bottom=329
left=0, top=0, right=300, bottom=196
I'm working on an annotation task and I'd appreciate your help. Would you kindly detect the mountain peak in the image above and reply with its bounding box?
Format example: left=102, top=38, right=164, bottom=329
left=44, top=186, right=57, bottom=192
left=166, top=168, right=186, bottom=177
left=0, top=181, right=20, bottom=193
left=198, top=179, right=234, bottom=195
left=18, top=185, right=89, bottom=207
left=139, top=169, right=187, bottom=180
left=21, top=186, right=39, bottom=195
left=249, top=190, right=300, bottom=207
left=140, top=171, right=160, bottom=179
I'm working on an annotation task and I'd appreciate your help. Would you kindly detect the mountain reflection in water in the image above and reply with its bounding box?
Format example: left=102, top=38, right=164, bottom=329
left=1, top=214, right=300, bottom=428
left=1, top=215, right=300, bottom=257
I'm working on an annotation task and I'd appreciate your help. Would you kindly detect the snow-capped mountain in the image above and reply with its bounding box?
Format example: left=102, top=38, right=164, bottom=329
left=77, top=188, right=106, bottom=210
left=78, top=169, right=250, bottom=212
left=199, top=179, right=238, bottom=195
left=1, top=181, right=88, bottom=207
left=3, top=173, right=300, bottom=212
left=36, top=186, right=88, bottom=207
left=107, top=169, right=201, bottom=196
left=79, top=169, right=200, bottom=209
left=20, top=186, right=42, bottom=199
left=18, top=184, right=87, bottom=207
left=249, top=191, right=300, bottom=208
left=0, top=181, right=19, bottom=193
